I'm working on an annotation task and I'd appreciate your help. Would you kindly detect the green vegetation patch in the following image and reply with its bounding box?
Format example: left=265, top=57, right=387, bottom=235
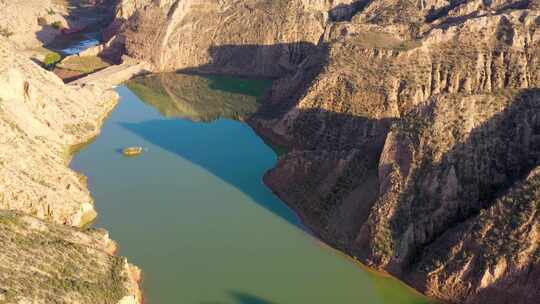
left=57, top=56, right=110, bottom=74
left=43, top=51, right=62, bottom=68
left=51, top=21, right=64, bottom=30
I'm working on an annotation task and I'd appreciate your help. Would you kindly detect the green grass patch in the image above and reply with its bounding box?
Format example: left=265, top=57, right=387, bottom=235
left=51, top=21, right=64, bottom=30
left=43, top=52, right=62, bottom=69
left=57, top=56, right=110, bottom=74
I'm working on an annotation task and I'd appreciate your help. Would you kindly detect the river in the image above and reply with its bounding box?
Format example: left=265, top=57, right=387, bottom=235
left=71, top=73, right=432, bottom=304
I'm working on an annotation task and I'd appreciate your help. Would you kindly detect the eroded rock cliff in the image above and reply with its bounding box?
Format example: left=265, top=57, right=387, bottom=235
left=0, top=1, right=146, bottom=302
left=0, top=36, right=141, bottom=304
left=0, top=0, right=68, bottom=49
left=261, top=3, right=540, bottom=303
left=0, top=38, right=117, bottom=226
left=0, top=0, right=117, bottom=51
left=108, top=0, right=368, bottom=75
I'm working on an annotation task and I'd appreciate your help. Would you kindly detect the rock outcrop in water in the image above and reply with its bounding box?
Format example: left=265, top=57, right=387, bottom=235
left=115, top=0, right=540, bottom=303
left=0, top=36, right=141, bottom=303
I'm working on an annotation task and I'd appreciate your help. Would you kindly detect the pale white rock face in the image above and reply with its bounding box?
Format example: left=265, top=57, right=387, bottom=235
left=115, top=0, right=341, bottom=74
left=0, top=38, right=118, bottom=226
left=0, top=0, right=68, bottom=49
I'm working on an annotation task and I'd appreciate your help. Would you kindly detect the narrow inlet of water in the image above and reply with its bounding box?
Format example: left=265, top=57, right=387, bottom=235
left=71, top=73, right=432, bottom=304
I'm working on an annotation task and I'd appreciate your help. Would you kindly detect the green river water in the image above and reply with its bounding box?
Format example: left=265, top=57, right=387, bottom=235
left=71, top=73, right=432, bottom=304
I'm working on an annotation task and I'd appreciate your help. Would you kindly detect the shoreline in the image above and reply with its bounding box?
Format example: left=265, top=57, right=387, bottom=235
left=72, top=74, right=433, bottom=303
left=119, top=72, right=439, bottom=303
left=65, top=83, right=144, bottom=303
left=260, top=166, right=439, bottom=303
left=64, top=87, right=119, bottom=227
left=247, top=112, right=440, bottom=303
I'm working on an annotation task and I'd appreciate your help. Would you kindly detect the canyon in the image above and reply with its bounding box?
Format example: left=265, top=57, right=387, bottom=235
left=0, top=0, right=539, bottom=303
left=107, top=0, right=540, bottom=303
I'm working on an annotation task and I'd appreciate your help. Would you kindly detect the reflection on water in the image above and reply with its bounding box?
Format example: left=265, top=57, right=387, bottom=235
left=127, top=73, right=272, bottom=122
left=71, top=74, right=433, bottom=304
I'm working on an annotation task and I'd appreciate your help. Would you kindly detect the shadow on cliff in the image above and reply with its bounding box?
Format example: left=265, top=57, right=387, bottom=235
left=35, top=0, right=116, bottom=53
left=178, top=42, right=328, bottom=77
left=329, top=0, right=370, bottom=22
left=388, top=88, right=540, bottom=268
left=178, top=42, right=330, bottom=123
left=463, top=263, right=540, bottom=304
left=200, top=290, right=276, bottom=304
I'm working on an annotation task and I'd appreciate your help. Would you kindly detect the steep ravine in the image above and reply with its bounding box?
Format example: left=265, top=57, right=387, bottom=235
left=107, top=0, right=540, bottom=303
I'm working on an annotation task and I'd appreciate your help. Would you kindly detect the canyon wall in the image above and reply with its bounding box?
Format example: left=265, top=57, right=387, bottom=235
left=0, top=0, right=68, bottom=49
left=0, top=0, right=117, bottom=51
left=259, top=3, right=540, bottom=303
left=0, top=38, right=117, bottom=226
left=0, top=33, right=141, bottom=304
left=110, top=0, right=370, bottom=76
left=115, top=0, right=540, bottom=303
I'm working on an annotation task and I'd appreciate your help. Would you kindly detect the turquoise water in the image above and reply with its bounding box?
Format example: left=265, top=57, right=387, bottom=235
left=71, top=74, right=432, bottom=304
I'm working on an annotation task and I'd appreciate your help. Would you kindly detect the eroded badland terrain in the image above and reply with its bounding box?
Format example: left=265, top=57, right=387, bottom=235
left=0, top=0, right=539, bottom=303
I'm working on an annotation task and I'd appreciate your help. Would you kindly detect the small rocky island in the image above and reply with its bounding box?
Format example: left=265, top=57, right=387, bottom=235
left=0, top=0, right=538, bottom=303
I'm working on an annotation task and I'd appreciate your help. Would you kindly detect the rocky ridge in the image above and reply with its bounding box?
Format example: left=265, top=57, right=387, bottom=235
left=0, top=38, right=117, bottom=226
left=113, top=0, right=540, bottom=303
left=0, top=210, right=141, bottom=304
left=0, top=0, right=68, bottom=49
left=0, top=20, right=141, bottom=304
left=0, top=0, right=117, bottom=53
left=105, top=0, right=366, bottom=75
